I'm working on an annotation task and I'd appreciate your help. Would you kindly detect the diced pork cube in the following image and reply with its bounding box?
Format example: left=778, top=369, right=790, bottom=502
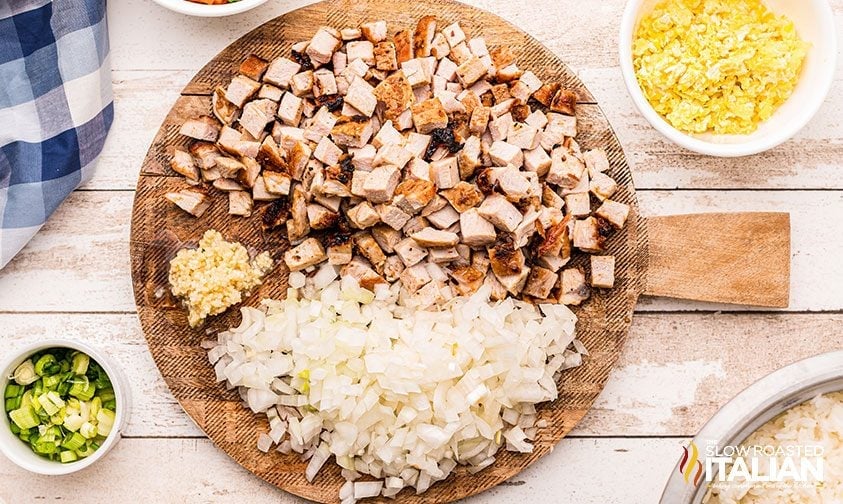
left=522, top=266, right=557, bottom=299
left=441, top=181, right=484, bottom=212
left=590, top=171, right=618, bottom=201
left=590, top=255, right=615, bottom=288
left=313, top=137, right=342, bottom=165
left=342, top=259, right=386, bottom=291
left=170, top=149, right=199, bottom=180
left=488, top=141, right=523, bottom=167
left=312, top=69, right=338, bottom=97
left=180, top=116, right=220, bottom=142
left=372, top=225, right=403, bottom=253
left=346, top=201, right=381, bottom=229
left=263, top=171, right=292, bottom=195
left=469, top=106, right=490, bottom=136
left=400, top=263, right=432, bottom=293
left=429, top=157, right=459, bottom=189
left=284, top=238, right=327, bottom=271
left=328, top=241, right=353, bottom=265
left=277, top=92, right=304, bottom=126
left=383, top=255, right=405, bottom=282
left=478, top=194, right=522, bottom=232
left=307, top=27, right=342, bottom=65
left=565, top=193, right=591, bottom=217
left=524, top=147, right=551, bottom=176
left=345, top=77, right=377, bottom=117
left=413, top=15, right=437, bottom=57
left=225, top=75, right=261, bottom=107
left=495, top=166, right=532, bottom=199
left=361, top=21, right=388, bottom=43
left=290, top=70, right=314, bottom=97
left=547, top=148, right=585, bottom=189
left=560, top=268, right=590, bottom=305
left=411, top=98, right=448, bottom=134
left=583, top=148, right=610, bottom=175
left=460, top=209, right=497, bottom=246
left=228, top=190, right=253, bottom=217
left=362, top=165, right=401, bottom=203
left=429, top=247, right=460, bottom=263
left=263, top=57, right=301, bottom=89
left=165, top=188, right=210, bottom=217
left=354, top=232, right=387, bottom=273
left=507, top=122, right=539, bottom=150
left=307, top=203, right=339, bottom=230
left=347, top=40, right=375, bottom=65
left=331, top=115, right=375, bottom=148
left=457, top=136, right=482, bottom=179
left=456, top=56, right=487, bottom=87
left=394, top=179, right=436, bottom=214
left=442, top=22, right=466, bottom=47
left=376, top=203, right=412, bottom=230
left=411, top=227, right=459, bottom=247
left=374, top=144, right=413, bottom=168
left=595, top=199, right=630, bottom=229
left=426, top=204, right=460, bottom=229
left=394, top=237, right=428, bottom=267
left=373, top=71, right=416, bottom=121
left=374, top=40, right=398, bottom=71
left=573, top=217, right=604, bottom=253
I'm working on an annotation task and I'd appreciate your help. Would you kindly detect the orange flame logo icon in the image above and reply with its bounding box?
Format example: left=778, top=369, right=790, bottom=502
left=679, top=442, right=704, bottom=486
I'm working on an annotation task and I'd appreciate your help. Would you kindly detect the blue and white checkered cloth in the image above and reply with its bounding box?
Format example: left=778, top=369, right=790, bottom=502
left=0, top=0, right=113, bottom=269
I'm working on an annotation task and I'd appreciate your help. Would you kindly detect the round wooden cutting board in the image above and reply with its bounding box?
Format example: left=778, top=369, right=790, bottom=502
left=130, top=1, right=647, bottom=501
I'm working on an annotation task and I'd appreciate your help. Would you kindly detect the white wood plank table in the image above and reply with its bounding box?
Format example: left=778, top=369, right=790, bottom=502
left=1, top=0, right=841, bottom=502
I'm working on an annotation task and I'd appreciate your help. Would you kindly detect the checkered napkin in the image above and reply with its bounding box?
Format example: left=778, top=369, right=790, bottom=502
left=0, top=0, right=113, bottom=269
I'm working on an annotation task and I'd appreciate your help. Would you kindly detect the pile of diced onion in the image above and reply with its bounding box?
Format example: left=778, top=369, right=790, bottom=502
left=206, top=265, right=584, bottom=502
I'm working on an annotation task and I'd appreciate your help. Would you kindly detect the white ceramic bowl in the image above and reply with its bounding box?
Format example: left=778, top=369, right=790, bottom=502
left=619, top=0, right=837, bottom=157
left=0, top=340, right=131, bottom=475
left=151, top=0, right=269, bottom=17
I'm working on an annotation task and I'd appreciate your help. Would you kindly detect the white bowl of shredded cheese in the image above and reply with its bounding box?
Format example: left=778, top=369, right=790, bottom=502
left=619, top=0, right=837, bottom=157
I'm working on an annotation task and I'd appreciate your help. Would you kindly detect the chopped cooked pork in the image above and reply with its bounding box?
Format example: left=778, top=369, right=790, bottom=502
left=166, top=18, right=630, bottom=308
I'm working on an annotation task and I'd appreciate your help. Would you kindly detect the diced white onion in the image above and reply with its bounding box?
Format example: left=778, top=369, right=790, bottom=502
left=208, top=277, right=582, bottom=498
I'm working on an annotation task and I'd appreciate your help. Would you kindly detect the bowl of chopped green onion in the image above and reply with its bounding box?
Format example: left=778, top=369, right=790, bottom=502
left=0, top=340, right=129, bottom=474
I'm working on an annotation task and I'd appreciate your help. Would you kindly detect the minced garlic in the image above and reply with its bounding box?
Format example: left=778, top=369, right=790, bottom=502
left=169, top=229, right=273, bottom=327
left=633, top=0, right=808, bottom=134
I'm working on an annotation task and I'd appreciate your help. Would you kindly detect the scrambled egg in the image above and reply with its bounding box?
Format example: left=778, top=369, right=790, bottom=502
left=633, top=0, right=808, bottom=134
left=169, top=230, right=273, bottom=327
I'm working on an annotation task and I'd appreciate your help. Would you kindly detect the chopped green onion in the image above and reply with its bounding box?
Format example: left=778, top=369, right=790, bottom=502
left=96, top=409, right=115, bottom=437
left=12, top=360, right=38, bottom=386
left=76, top=444, right=95, bottom=458
left=5, top=397, right=20, bottom=412
left=63, top=414, right=84, bottom=432
left=32, top=440, right=57, bottom=455
left=9, top=407, right=40, bottom=430
left=42, top=374, right=62, bottom=389
left=61, top=432, right=86, bottom=451
left=4, top=384, right=22, bottom=398
left=37, top=394, right=59, bottom=416
left=59, top=450, right=78, bottom=463
left=79, top=422, right=97, bottom=439
left=34, top=354, right=58, bottom=376
left=69, top=377, right=95, bottom=402
left=71, top=353, right=90, bottom=375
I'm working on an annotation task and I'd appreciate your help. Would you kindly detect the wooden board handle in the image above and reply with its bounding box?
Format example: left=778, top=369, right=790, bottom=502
left=644, top=212, right=790, bottom=308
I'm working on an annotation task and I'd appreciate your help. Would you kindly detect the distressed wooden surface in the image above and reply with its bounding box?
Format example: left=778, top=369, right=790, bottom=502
left=1, top=0, right=841, bottom=502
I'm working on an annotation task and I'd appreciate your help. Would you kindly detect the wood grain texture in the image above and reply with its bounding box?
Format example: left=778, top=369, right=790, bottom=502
left=645, top=213, right=790, bottom=307
left=0, top=437, right=685, bottom=504
left=128, top=1, right=645, bottom=502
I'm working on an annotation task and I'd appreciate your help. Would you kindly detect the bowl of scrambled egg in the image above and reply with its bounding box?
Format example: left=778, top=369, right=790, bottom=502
left=619, top=0, right=837, bottom=157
